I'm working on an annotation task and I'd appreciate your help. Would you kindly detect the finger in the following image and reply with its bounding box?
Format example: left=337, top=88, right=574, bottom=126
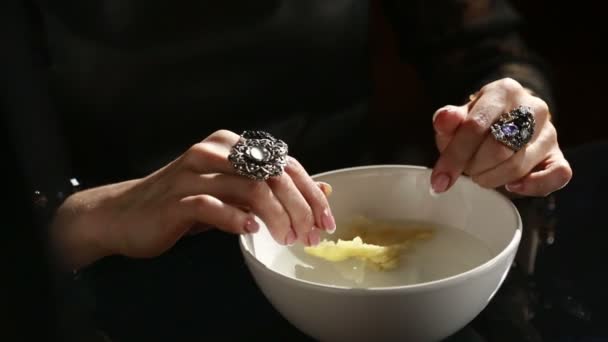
left=472, top=125, right=556, bottom=189
left=181, top=157, right=336, bottom=245
left=180, top=194, right=259, bottom=235
left=285, top=157, right=336, bottom=234
left=505, top=154, right=572, bottom=197
left=307, top=227, right=322, bottom=246
left=186, top=224, right=214, bottom=236
left=433, top=105, right=468, bottom=153
left=431, top=90, right=509, bottom=193
left=179, top=129, right=241, bottom=174
left=185, top=173, right=296, bottom=245
left=466, top=135, right=514, bottom=176
left=467, top=95, right=551, bottom=176
left=266, top=171, right=317, bottom=246
left=177, top=172, right=332, bottom=201
left=174, top=175, right=332, bottom=244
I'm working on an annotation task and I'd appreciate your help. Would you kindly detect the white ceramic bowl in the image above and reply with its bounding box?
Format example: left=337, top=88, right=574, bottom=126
left=240, top=165, right=521, bottom=342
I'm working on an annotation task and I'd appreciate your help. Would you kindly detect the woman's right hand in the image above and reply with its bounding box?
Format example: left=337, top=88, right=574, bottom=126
left=51, top=130, right=335, bottom=270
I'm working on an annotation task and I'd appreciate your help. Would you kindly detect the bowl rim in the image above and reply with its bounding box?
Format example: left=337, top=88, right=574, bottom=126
left=239, top=164, right=522, bottom=294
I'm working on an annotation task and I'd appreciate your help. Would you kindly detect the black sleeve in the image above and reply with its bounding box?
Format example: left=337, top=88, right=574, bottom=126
left=1, top=2, right=102, bottom=341
left=1, top=0, right=73, bottom=195
left=382, top=0, right=554, bottom=110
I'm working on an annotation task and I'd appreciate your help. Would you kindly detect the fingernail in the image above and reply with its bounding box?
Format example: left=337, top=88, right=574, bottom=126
left=285, top=230, right=297, bottom=246
left=322, top=208, right=336, bottom=233
left=244, top=219, right=259, bottom=234
left=429, top=185, right=440, bottom=198
left=432, top=108, right=447, bottom=122
left=431, top=173, right=451, bottom=193
left=505, top=182, right=523, bottom=192
left=308, top=228, right=321, bottom=246
left=318, top=182, right=333, bottom=197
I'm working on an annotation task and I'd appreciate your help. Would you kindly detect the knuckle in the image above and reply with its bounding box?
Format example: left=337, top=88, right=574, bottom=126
left=464, top=113, right=491, bottom=135
left=536, top=123, right=557, bottom=146
left=533, top=98, right=550, bottom=115
left=186, top=140, right=228, bottom=169
left=524, top=97, right=550, bottom=124
left=267, top=173, right=290, bottom=189
left=205, top=129, right=234, bottom=144
left=244, top=180, right=269, bottom=199
left=312, top=185, right=328, bottom=207
left=285, top=156, right=303, bottom=174
left=292, top=211, right=314, bottom=239
left=193, top=194, right=213, bottom=208
left=546, top=124, right=558, bottom=140
left=480, top=80, right=497, bottom=92
left=499, top=77, right=523, bottom=94
left=299, top=209, right=315, bottom=228
left=186, top=142, right=212, bottom=160
left=181, top=143, right=213, bottom=169
left=555, top=163, right=573, bottom=186
left=287, top=155, right=301, bottom=166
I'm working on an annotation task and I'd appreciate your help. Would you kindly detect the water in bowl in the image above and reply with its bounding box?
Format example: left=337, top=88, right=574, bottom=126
left=272, top=220, right=494, bottom=288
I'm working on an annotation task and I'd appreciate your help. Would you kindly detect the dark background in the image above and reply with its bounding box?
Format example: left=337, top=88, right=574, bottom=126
left=372, top=0, right=608, bottom=150
left=512, top=0, right=608, bottom=147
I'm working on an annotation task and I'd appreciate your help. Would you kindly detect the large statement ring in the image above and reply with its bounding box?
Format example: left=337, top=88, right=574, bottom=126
left=228, top=131, right=288, bottom=181
left=490, top=105, right=536, bottom=151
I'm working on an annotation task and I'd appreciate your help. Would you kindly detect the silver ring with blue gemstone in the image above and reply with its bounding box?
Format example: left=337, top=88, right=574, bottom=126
left=228, top=131, right=288, bottom=181
left=490, top=105, right=536, bottom=151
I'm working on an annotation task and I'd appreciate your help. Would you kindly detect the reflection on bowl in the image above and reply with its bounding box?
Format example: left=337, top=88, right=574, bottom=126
left=240, top=165, right=521, bottom=342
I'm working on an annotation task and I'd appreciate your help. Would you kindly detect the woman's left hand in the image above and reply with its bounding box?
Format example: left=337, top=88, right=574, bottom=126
left=430, top=78, right=572, bottom=197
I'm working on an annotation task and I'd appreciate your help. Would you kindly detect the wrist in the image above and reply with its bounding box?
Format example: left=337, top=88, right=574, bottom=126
left=50, top=189, right=112, bottom=271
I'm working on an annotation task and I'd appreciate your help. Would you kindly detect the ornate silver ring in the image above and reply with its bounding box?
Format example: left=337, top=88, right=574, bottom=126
left=490, top=105, right=536, bottom=151
left=228, top=131, right=288, bottom=181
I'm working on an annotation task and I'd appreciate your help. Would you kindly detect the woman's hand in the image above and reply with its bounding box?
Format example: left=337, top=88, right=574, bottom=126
left=51, top=130, right=335, bottom=270
left=430, top=78, right=572, bottom=196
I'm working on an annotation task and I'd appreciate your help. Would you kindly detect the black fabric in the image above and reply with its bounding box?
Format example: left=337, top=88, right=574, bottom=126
left=34, top=0, right=371, bottom=184
left=382, top=0, right=554, bottom=109
left=9, top=0, right=553, bottom=187
left=1, top=0, right=72, bottom=193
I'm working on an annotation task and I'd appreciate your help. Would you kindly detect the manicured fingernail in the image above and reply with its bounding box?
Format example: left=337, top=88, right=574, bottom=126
left=432, top=108, right=447, bottom=122
left=318, top=182, right=333, bottom=197
left=429, top=185, right=440, bottom=198
left=505, top=182, right=523, bottom=192
left=322, top=208, right=336, bottom=233
left=244, top=219, right=259, bottom=234
left=285, top=230, right=297, bottom=246
left=432, top=173, right=451, bottom=193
